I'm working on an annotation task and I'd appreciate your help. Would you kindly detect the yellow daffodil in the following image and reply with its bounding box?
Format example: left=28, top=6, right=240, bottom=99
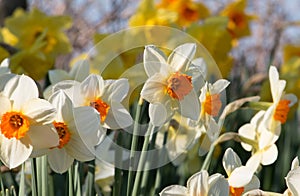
left=160, top=170, right=229, bottom=196
left=222, top=148, right=260, bottom=196
left=0, top=74, right=58, bottom=169
left=46, top=90, right=100, bottom=173
left=220, top=0, right=255, bottom=43
left=141, top=43, right=203, bottom=125
left=156, top=0, right=210, bottom=27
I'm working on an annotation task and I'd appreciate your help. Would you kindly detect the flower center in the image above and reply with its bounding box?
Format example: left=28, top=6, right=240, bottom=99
left=202, top=93, right=222, bottom=116
left=229, top=186, right=244, bottom=196
left=90, top=98, right=110, bottom=122
left=273, top=99, right=291, bottom=124
left=53, top=122, right=71, bottom=148
left=166, top=72, right=193, bottom=101
left=0, top=112, right=30, bottom=139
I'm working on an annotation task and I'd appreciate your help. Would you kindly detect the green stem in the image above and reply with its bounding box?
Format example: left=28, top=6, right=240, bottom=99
left=73, top=161, right=81, bottom=196
left=36, top=156, right=48, bottom=196
left=30, top=158, right=37, bottom=196
left=201, top=143, right=215, bottom=171
left=86, top=160, right=95, bottom=196
left=68, top=163, right=74, bottom=196
left=18, top=163, right=26, bottom=196
left=127, top=98, right=144, bottom=195
left=113, top=131, right=123, bottom=196
left=132, top=124, right=155, bottom=195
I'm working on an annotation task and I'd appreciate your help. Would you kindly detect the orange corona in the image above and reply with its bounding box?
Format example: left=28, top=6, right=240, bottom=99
left=90, top=98, right=110, bottom=122
left=230, top=186, right=244, bottom=196
left=273, top=100, right=291, bottom=124
left=166, top=72, right=193, bottom=101
left=53, top=122, right=71, bottom=148
left=1, top=111, right=30, bottom=139
left=203, top=93, right=222, bottom=116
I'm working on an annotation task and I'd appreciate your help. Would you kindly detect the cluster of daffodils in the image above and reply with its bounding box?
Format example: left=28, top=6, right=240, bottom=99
left=0, top=42, right=299, bottom=195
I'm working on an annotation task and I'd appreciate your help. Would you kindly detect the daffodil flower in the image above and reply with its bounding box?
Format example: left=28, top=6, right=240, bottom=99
left=47, top=90, right=101, bottom=173
left=284, top=157, right=300, bottom=195
left=261, top=66, right=297, bottom=137
left=141, top=43, right=204, bottom=125
left=53, top=74, right=133, bottom=130
left=0, top=74, right=58, bottom=169
left=238, top=111, right=279, bottom=171
left=222, top=148, right=260, bottom=196
left=160, top=170, right=229, bottom=196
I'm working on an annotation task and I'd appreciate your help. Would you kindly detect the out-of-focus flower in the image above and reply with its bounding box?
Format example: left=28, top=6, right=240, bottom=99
left=52, top=74, right=133, bottom=129
left=129, top=0, right=177, bottom=26
left=47, top=90, right=100, bottom=173
left=238, top=111, right=278, bottom=171
left=284, top=157, right=300, bottom=196
left=157, top=0, right=210, bottom=27
left=220, top=0, right=255, bottom=45
left=141, top=43, right=203, bottom=125
left=95, top=159, right=114, bottom=195
left=0, top=74, right=58, bottom=169
left=222, top=148, right=260, bottom=196
left=160, top=170, right=229, bottom=196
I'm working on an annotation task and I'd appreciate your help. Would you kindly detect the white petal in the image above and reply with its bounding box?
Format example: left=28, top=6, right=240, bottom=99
left=246, top=153, right=262, bottom=173
left=178, top=90, right=200, bottom=120
left=48, top=148, right=74, bottom=174
left=244, top=175, right=260, bottom=193
left=0, top=58, right=10, bottom=74
left=22, top=98, right=56, bottom=125
left=286, top=167, right=300, bottom=195
left=168, top=43, right=196, bottom=71
left=238, top=124, right=255, bottom=151
left=48, top=90, right=74, bottom=123
left=206, top=118, right=220, bottom=142
left=208, top=174, right=229, bottom=196
left=95, top=159, right=114, bottom=180
left=222, top=148, right=242, bottom=176
left=261, top=144, right=278, bottom=165
left=49, top=69, right=71, bottom=84
left=187, top=170, right=208, bottom=196
left=291, top=157, right=299, bottom=170
left=258, top=129, right=278, bottom=150
left=211, top=79, right=230, bottom=94
left=283, top=93, right=298, bottom=107
left=3, top=75, right=39, bottom=110
left=80, top=74, right=104, bottom=100
left=250, top=111, right=265, bottom=125
left=0, top=95, right=11, bottom=116
left=149, top=103, right=167, bottom=127
left=104, top=101, right=133, bottom=129
left=0, top=73, right=15, bottom=91
left=143, top=45, right=167, bottom=77
left=269, top=66, right=285, bottom=102
left=199, top=83, right=208, bottom=102
left=228, top=166, right=253, bottom=187
left=0, top=134, right=33, bottom=169
left=104, top=78, right=129, bottom=102
left=27, top=125, right=59, bottom=149
left=140, top=73, right=167, bottom=103
left=73, top=106, right=103, bottom=146
left=159, top=185, right=187, bottom=196
left=69, top=59, right=90, bottom=82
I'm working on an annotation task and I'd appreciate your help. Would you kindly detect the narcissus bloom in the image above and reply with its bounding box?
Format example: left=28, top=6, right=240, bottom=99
left=0, top=74, right=58, bottom=168
left=222, top=148, right=260, bottom=196
left=47, top=90, right=101, bottom=173
left=284, top=157, right=300, bottom=196
left=160, top=170, right=229, bottom=196
left=141, top=43, right=204, bottom=125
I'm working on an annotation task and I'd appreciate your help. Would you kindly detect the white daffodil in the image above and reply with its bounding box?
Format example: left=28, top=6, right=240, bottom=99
left=198, top=79, right=230, bottom=142
left=284, top=157, right=300, bottom=196
left=47, top=90, right=101, bottom=173
left=141, top=43, right=205, bottom=125
left=222, top=148, right=260, bottom=196
left=48, top=60, right=90, bottom=85
left=0, top=74, right=58, bottom=169
left=0, top=58, right=10, bottom=75
left=262, top=66, right=297, bottom=137
left=160, top=170, right=229, bottom=196
left=238, top=111, right=279, bottom=172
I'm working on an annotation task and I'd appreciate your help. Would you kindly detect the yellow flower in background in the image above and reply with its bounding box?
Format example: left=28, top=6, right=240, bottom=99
left=1, top=28, right=18, bottom=46
left=220, top=0, right=255, bottom=45
left=157, top=0, right=210, bottom=27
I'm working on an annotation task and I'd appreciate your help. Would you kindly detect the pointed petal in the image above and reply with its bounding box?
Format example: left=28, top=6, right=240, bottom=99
left=178, top=90, right=200, bottom=120
left=140, top=73, right=167, bottom=103
left=246, top=153, right=262, bottom=173
left=261, top=144, right=278, bottom=165
left=48, top=148, right=74, bottom=174
left=211, top=79, right=230, bottom=94
left=0, top=135, right=32, bottom=169
left=143, top=45, right=167, bottom=77
left=238, top=124, right=255, bottom=151
left=49, top=69, right=71, bottom=84
left=149, top=103, right=167, bottom=127
left=28, top=125, right=59, bottom=149
left=22, top=98, right=56, bottom=125
left=0, top=95, right=11, bottom=115
left=3, top=75, right=39, bottom=110
left=208, top=174, right=229, bottom=196
left=80, top=74, right=104, bottom=100
left=206, top=118, right=220, bottom=142
left=168, top=43, right=196, bottom=71
left=187, top=170, right=209, bottom=196
left=222, top=148, right=242, bottom=176
left=104, top=78, right=129, bottom=102
left=159, top=185, right=187, bottom=196
left=286, top=167, right=300, bottom=195
left=291, top=157, right=299, bottom=170
left=104, top=102, right=133, bottom=129
left=269, top=66, right=285, bottom=102
left=69, top=60, right=90, bottom=82
left=228, top=166, right=253, bottom=187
